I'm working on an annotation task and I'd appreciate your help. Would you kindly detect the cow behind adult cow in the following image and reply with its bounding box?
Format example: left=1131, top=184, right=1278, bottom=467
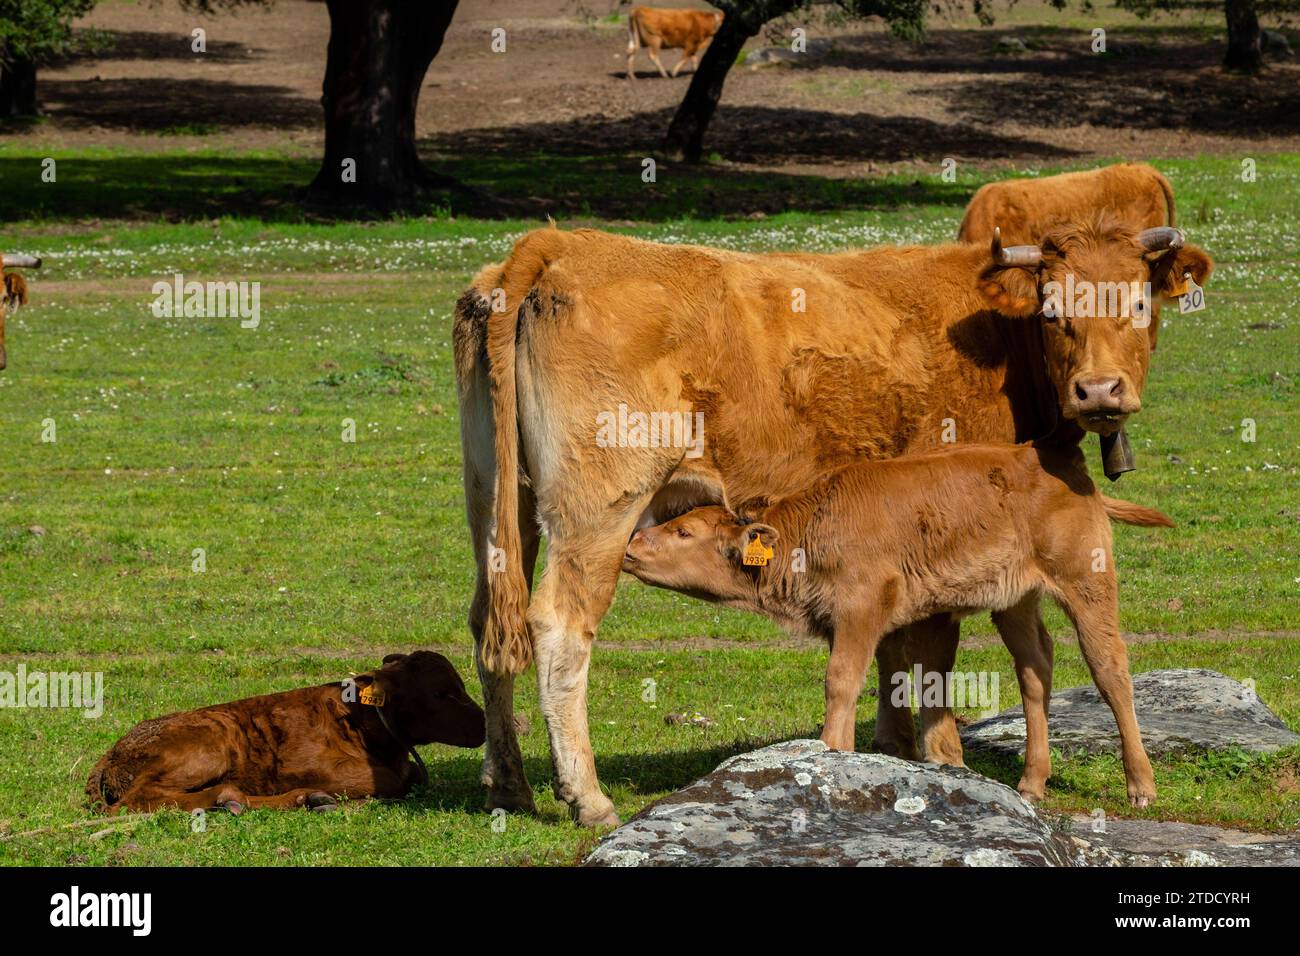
left=454, top=220, right=1210, bottom=827
left=626, top=6, right=724, bottom=79
left=958, top=163, right=1176, bottom=245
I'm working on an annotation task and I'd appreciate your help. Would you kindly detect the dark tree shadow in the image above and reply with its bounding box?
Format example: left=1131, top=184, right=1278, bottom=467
left=38, top=77, right=319, bottom=131
left=65, top=28, right=258, bottom=65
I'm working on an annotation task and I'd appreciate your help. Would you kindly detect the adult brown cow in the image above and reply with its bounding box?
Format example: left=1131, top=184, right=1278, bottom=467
left=869, top=163, right=1184, bottom=771
left=626, top=6, right=724, bottom=79
left=454, top=221, right=1210, bottom=827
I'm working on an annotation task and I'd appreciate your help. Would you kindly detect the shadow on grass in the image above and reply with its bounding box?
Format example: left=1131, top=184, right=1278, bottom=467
left=0, top=150, right=977, bottom=223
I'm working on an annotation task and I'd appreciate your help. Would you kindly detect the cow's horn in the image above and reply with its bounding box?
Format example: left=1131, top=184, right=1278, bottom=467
left=2, top=254, right=42, bottom=269
left=1137, top=227, right=1184, bottom=253
left=991, top=227, right=1042, bottom=269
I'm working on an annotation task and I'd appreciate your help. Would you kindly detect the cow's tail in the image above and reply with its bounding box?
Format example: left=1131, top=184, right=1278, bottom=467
left=1101, top=495, right=1175, bottom=528
left=627, top=7, right=644, bottom=52
left=457, top=226, right=566, bottom=676
left=1154, top=168, right=1176, bottom=228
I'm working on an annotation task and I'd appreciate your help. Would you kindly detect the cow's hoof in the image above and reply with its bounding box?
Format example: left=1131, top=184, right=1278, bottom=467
left=574, top=801, right=620, bottom=830
left=1017, top=786, right=1045, bottom=804
left=306, top=791, right=338, bottom=812
left=485, top=785, right=538, bottom=816
left=222, top=800, right=245, bottom=816
left=1129, top=792, right=1155, bottom=809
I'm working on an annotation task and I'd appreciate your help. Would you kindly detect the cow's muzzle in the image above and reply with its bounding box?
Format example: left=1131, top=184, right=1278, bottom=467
left=1067, top=376, right=1140, bottom=433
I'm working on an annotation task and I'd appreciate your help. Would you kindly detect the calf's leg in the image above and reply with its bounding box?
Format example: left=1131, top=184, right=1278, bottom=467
left=823, top=606, right=889, bottom=752
left=992, top=594, right=1053, bottom=802
left=1056, top=579, right=1156, bottom=807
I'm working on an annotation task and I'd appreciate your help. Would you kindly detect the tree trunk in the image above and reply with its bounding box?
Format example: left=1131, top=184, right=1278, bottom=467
left=661, top=10, right=765, bottom=163
left=308, top=0, right=459, bottom=210
left=0, top=57, right=38, bottom=119
left=662, top=1, right=807, bottom=163
left=1224, top=0, right=1262, bottom=73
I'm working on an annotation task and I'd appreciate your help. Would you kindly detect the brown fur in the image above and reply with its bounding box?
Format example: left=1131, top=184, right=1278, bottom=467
left=623, top=443, right=1169, bottom=806
left=0, top=265, right=28, bottom=371
left=958, top=163, right=1177, bottom=245
left=85, top=652, right=485, bottom=814
left=627, top=6, right=724, bottom=79
left=454, top=221, right=1210, bottom=825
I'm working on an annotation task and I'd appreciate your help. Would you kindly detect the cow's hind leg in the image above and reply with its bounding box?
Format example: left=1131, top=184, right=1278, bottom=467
left=468, top=485, right=542, bottom=815
left=646, top=41, right=670, bottom=78
left=1055, top=580, right=1156, bottom=807
left=531, top=505, right=651, bottom=828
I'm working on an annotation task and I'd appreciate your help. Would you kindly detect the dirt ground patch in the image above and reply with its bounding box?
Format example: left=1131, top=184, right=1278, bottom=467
left=13, top=0, right=1300, bottom=179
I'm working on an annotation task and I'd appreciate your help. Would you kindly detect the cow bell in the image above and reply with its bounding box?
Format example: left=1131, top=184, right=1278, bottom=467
left=1100, top=427, right=1135, bottom=482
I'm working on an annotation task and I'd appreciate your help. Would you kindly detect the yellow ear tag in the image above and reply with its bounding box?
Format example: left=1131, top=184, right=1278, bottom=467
left=743, top=534, right=774, bottom=567
left=359, top=684, right=386, bottom=707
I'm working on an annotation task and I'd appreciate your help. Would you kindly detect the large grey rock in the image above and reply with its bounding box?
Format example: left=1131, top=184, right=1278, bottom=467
left=962, top=669, right=1300, bottom=759
left=1070, top=817, right=1300, bottom=867
left=586, top=739, right=1086, bottom=867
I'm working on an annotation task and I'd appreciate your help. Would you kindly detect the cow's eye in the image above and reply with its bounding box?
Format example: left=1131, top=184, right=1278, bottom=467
left=676, top=526, right=691, bottom=538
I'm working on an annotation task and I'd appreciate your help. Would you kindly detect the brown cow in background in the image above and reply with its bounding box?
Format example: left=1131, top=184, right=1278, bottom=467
left=626, top=6, right=724, bottom=79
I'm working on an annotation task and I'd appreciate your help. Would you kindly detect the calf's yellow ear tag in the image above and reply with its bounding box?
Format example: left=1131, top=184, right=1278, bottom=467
left=743, top=533, right=774, bottom=567
left=359, top=683, right=386, bottom=707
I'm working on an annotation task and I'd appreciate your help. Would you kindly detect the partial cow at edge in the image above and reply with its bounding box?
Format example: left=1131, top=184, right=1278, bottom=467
left=627, top=5, right=724, bottom=79
left=958, top=163, right=1176, bottom=245
left=0, top=251, right=40, bottom=371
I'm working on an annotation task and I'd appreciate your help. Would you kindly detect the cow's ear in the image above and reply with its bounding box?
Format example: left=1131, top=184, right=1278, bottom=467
left=381, top=653, right=408, bottom=666
left=1153, top=243, right=1213, bottom=299
left=978, top=266, right=1039, bottom=318
left=730, top=522, right=778, bottom=562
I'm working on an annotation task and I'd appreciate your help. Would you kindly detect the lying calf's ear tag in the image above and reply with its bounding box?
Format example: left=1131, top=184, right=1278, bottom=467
left=743, top=533, right=774, bottom=567
left=1179, top=273, right=1205, bottom=314
left=359, top=684, right=386, bottom=707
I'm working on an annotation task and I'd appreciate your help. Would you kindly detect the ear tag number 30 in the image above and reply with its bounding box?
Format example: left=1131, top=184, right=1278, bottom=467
left=1179, top=273, right=1206, bottom=315
left=743, top=534, right=774, bottom=567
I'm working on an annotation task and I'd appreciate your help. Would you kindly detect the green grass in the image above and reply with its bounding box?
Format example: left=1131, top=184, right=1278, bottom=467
left=0, top=150, right=1296, bottom=865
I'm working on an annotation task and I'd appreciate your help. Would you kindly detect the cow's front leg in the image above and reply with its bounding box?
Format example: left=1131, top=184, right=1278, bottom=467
left=872, top=628, right=920, bottom=760
left=823, top=606, right=888, bottom=751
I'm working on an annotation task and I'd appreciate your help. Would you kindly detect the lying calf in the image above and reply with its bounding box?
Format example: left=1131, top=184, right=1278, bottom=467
left=86, top=651, right=485, bottom=814
left=622, top=442, right=1172, bottom=807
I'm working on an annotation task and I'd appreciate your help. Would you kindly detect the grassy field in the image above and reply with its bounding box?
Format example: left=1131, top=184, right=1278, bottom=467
left=0, top=149, right=1296, bottom=865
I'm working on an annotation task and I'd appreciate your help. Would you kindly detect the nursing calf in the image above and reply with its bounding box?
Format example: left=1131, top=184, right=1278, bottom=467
left=622, top=442, right=1171, bottom=805
left=86, top=651, right=485, bottom=814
